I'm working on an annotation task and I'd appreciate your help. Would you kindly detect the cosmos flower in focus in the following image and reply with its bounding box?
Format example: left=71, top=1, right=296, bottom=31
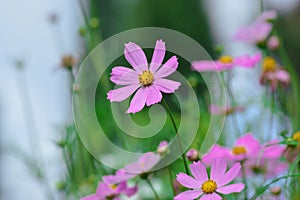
left=107, top=40, right=181, bottom=114
left=175, top=159, right=244, bottom=200
left=259, top=57, right=290, bottom=90
left=80, top=181, right=137, bottom=200
left=103, top=152, right=160, bottom=184
left=191, top=53, right=261, bottom=72
left=233, top=10, right=277, bottom=44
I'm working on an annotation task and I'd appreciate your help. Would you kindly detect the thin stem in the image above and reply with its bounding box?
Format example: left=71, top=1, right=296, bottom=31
left=260, top=0, right=264, bottom=13
left=241, top=161, right=248, bottom=200
left=249, top=174, right=300, bottom=200
left=168, top=167, right=176, bottom=196
left=146, top=178, right=160, bottom=200
left=162, top=98, right=189, bottom=175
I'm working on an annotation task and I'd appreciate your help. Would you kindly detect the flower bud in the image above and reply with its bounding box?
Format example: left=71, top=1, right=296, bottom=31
left=186, top=148, right=199, bottom=161
left=157, top=141, right=169, bottom=154
left=61, top=55, right=75, bottom=69
left=267, top=36, right=280, bottom=50
left=270, top=187, right=281, bottom=196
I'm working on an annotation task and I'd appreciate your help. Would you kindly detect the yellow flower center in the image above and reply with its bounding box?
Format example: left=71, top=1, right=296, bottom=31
left=263, top=57, right=277, bottom=72
left=201, top=180, right=217, bottom=194
left=292, top=131, right=300, bottom=142
left=219, top=56, right=233, bottom=64
left=232, top=146, right=247, bottom=155
left=109, top=184, right=117, bottom=190
left=138, top=70, right=154, bottom=86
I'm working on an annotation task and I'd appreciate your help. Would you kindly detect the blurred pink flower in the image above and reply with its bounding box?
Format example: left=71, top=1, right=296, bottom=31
left=260, top=57, right=290, bottom=90
left=103, top=152, right=160, bottom=184
left=191, top=53, right=261, bottom=72
left=175, top=159, right=244, bottom=200
left=107, top=40, right=181, bottom=113
left=209, top=104, right=245, bottom=116
left=202, top=135, right=287, bottom=178
left=233, top=10, right=277, bottom=44
left=80, top=181, right=137, bottom=200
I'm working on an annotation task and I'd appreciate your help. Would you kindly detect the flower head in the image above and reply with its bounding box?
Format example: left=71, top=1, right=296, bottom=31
left=175, top=159, right=244, bottom=200
left=191, top=53, right=261, bottom=72
left=233, top=10, right=277, bottom=44
left=103, top=152, right=160, bottom=184
left=259, top=57, right=290, bottom=90
left=80, top=181, right=137, bottom=200
left=107, top=40, right=181, bottom=113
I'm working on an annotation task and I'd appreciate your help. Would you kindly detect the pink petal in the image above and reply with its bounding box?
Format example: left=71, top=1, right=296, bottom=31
left=262, top=140, right=284, bottom=159
left=275, top=70, right=290, bottom=84
left=110, top=66, right=139, bottom=85
left=123, top=186, right=138, bottom=196
left=124, top=42, right=148, bottom=73
left=176, top=173, right=202, bottom=189
left=107, top=84, right=140, bottom=102
left=174, top=190, right=203, bottom=200
left=217, top=163, right=241, bottom=187
left=210, top=159, right=227, bottom=182
left=234, top=52, right=262, bottom=68
left=190, top=161, right=208, bottom=183
left=138, top=152, right=160, bottom=171
left=154, top=56, right=178, bottom=79
left=191, top=60, right=220, bottom=72
left=235, top=133, right=261, bottom=156
left=145, top=86, right=162, bottom=106
left=201, top=145, right=230, bottom=166
left=216, top=183, right=245, bottom=194
left=233, top=22, right=272, bottom=43
left=126, top=87, right=147, bottom=114
left=154, top=78, right=181, bottom=93
left=199, top=193, right=222, bottom=200
left=149, top=39, right=166, bottom=73
left=258, top=10, right=277, bottom=22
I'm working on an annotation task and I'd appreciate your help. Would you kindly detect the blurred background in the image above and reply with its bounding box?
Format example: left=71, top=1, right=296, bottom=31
left=1, top=0, right=299, bottom=199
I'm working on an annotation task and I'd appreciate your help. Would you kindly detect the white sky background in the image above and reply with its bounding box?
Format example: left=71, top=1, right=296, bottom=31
left=0, top=0, right=299, bottom=199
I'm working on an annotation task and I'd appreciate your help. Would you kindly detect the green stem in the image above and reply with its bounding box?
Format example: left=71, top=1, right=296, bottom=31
left=260, top=0, right=264, bottom=13
left=162, top=98, right=190, bottom=175
left=277, top=40, right=300, bottom=130
left=249, top=174, right=300, bottom=200
left=146, top=178, right=160, bottom=200
left=168, top=167, right=176, bottom=196
left=241, top=161, right=248, bottom=200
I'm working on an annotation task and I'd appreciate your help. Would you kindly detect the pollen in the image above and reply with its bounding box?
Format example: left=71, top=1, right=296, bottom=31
left=109, top=184, right=117, bottom=190
left=292, top=131, right=300, bottom=142
left=138, top=70, right=154, bottom=86
left=232, top=146, right=247, bottom=155
left=201, top=180, right=217, bottom=194
left=262, top=57, right=277, bottom=72
left=219, top=56, right=233, bottom=64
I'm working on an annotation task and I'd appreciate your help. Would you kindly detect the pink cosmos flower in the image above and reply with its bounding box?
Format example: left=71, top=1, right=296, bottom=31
left=103, top=152, right=160, bottom=184
left=202, top=135, right=288, bottom=178
left=191, top=53, right=261, bottom=72
left=209, top=104, right=245, bottom=116
left=259, top=57, right=290, bottom=90
left=107, top=40, right=181, bottom=113
left=233, top=10, right=277, bottom=44
left=267, top=36, right=280, bottom=50
left=80, top=181, right=137, bottom=200
left=175, top=159, right=244, bottom=200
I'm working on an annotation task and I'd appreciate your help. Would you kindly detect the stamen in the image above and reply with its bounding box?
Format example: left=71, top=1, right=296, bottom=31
left=219, top=56, right=233, bottom=64
left=232, top=146, right=247, bottom=155
left=138, top=70, right=154, bottom=86
left=263, top=57, right=277, bottom=72
left=201, top=180, right=217, bottom=194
